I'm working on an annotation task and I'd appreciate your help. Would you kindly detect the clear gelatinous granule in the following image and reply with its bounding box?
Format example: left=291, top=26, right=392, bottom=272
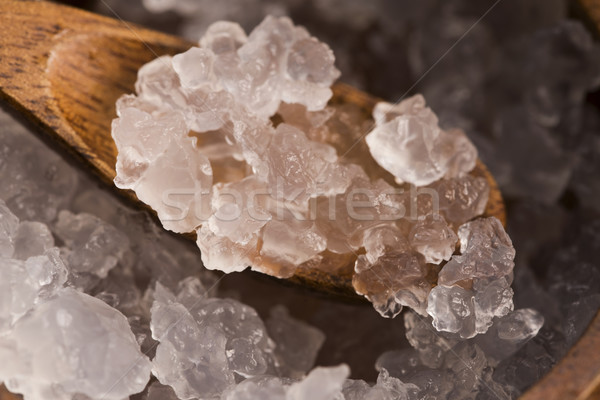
left=0, top=288, right=152, bottom=400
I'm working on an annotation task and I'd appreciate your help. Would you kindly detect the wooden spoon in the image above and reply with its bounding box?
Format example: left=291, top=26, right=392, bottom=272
left=0, top=0, right=504, bottom=300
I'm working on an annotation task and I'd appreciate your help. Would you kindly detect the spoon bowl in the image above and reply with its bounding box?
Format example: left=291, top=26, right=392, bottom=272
left=0, top=0, right=504, bottom=299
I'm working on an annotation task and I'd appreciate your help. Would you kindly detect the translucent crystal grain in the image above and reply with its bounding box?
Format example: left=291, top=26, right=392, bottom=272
left=208, top=176, right=271, bottom=245
left=363, top=225, right=409, bottom=264
left=24, top=248, right=69, bottom=300
left=442, top=343, right=488, bottom=398
left=265, top=123, right=348, bottom=203
left=150, top=284, right=234, bottom=398
left=221, top=365, right=348, bottom=400
left=343, top=368, right=418, bottom=400
left=428, top=217, right=516, bottom=338
left=496, top=308, right=544, bottom=342
left=473, top=277, right=515, bottom=331
left=427, top=284, right=477, bottom=338
left=315, top=167, right=404, bottom=254
left=429, top=175, right=489, bottom=226
left=366, top=95, right=477, bottom=186
left=196, top=223, right=259, bottom=274
left=0, top=288, right=151, bottom=400
left=438, top=217, right=515, bottom=286
left=222, top=376, right=287, bottom=400
left=286, top=365, right=349, bottom=400
left=150, top=283, right=275, bottom=398
left=409, top=214, right=457, bottom=264
left=353, top=250, right=430, bottom=318
left=260, top=219, right=327, bottom=276
left=12, top=221, right=54, bottom=260
left=404, top=311, right=456, bottom=369
left=0, top=116, right=79, bottom=223
left=474, top=308, right=545, bottom=365
left=172, top=47, right=216, bottom=89
left=266, top=305, right=325, bottom=378
left=0, top=258, right=42, bottom=334
left=55, top=211, right=130, bottom=278
left=0, top=199, right=18, bottom=258
left=0, top=247, right=68, bottom=335
left=200, top=21, right=248, bottom=54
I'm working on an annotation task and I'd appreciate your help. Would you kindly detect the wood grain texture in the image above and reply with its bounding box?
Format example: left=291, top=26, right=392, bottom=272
left=0, top=1, right=192, bottom=186
left=575, top=0, right=600, bottom=39
left=0, top=387, right=19, bottom=400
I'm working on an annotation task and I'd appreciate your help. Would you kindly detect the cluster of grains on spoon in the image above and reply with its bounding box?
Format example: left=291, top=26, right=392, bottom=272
left=112, top=16, right=505, bottom=327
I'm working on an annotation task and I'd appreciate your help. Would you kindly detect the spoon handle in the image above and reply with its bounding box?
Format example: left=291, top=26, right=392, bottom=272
left=0, top=0, right=191, bottom=185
